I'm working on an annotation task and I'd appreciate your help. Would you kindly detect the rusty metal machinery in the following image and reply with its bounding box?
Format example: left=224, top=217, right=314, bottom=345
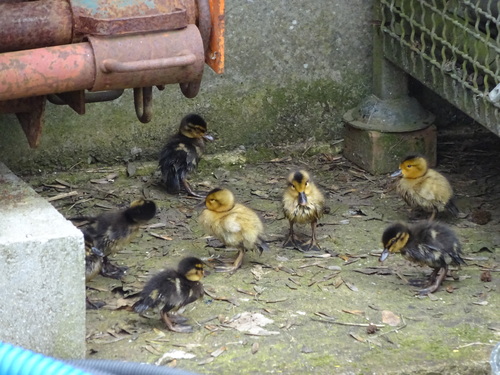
left=0, top=0, right=225, bottom=147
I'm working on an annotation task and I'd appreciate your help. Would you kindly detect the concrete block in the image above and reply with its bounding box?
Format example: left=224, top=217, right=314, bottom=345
left=342, top=124, right=437, bottom=175
left=0, top=163, right=85, bottom=359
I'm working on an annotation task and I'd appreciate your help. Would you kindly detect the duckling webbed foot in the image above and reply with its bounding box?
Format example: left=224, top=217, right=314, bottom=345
left=182, top=179, right=204, bottom=199
left=161, top=312, right=193, bottom=333
left=417, top=267, right=447, bottom=295
left=299, top=238, right=321, bottom=252
left=214, top=249, right=245, bottom=273
left=283, top=235, right=302, bottom=250
left=100, top=257, right=127, bottom=279
left=168, top=314, right=189, bottom=324
left=86, top=297, right=105, bottom=310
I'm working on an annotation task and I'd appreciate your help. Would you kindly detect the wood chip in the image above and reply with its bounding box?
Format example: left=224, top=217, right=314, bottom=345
left=47, top=191, right=79, bottom=202
left=149, top=232, right=173, bottom=241
left=210, top=347, right=226, bottom=358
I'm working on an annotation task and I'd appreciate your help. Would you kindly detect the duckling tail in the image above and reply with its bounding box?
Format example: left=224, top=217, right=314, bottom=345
left=445, top=199, right=460, bottom=217
left=133, top=297, right=154, bottom=314
left=161, top=166, right=182, bottom=194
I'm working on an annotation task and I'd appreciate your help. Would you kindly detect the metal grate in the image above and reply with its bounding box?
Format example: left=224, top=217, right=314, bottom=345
left=379, top=0, right=500, bottom=136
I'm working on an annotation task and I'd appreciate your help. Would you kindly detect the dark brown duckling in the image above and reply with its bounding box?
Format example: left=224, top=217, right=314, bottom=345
left=73, top=199, right=157, bottom=279
left=392, top=155, right=459, bottom=220
left=84, top=232, right=105, bottom=309
left=134, top=257, right=205, bottom=333
left=282, top=170, right=325, bottom=251
left=159, top=114, right=214, bottom=198
left=379, top=220, right=466, bottom=295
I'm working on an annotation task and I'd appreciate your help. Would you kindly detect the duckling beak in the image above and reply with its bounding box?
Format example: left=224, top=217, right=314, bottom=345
left=203, top=133, right=214, bottom=142
left=298, top=192, right=308, bottom=206
left=390, top=169, right=402, bottom=178
left=379, top=248, right=390, bottom=262
left=91, top=247, right=105, bottom=258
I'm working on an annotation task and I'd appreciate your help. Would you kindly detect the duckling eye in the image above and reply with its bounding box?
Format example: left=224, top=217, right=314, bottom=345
left=406, top=164, right=412, bottom=168
left=289, top=184, right=295, bottom=189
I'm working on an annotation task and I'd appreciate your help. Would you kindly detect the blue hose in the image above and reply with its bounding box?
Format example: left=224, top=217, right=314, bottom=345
left=0, top=342, right=199, bottom=375
left=0, top=342, right=92, bottom=375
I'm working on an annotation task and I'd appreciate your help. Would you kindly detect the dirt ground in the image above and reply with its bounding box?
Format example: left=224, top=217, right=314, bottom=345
left=26, top=127, right=500, bottom=375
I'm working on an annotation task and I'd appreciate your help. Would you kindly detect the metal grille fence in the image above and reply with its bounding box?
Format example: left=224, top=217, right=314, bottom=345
left=379, top=0, right=500, bottom=135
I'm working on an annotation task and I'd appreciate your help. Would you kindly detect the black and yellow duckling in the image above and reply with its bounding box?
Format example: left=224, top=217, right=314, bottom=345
left=282, top=170, right=325, bottom=251
left=159, top=114, right=214, bottom=198
left=84, top=232, right=105, bottom=309
left=392, top=155, right=459, bottom=220
left=134, top=257, right=205, bottom=333
left=73, top=199, right=157, bottom=279
left=379, top=220, right=466, bottom=295
left=199, top=188, right=269, bottom=273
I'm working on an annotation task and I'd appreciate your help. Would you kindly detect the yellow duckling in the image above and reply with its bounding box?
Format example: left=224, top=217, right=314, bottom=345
left=282, top=170, right=325, bottom=251
left=379, top=220, right=466, bottom=295
left=159, top=114, right=214, bottom=198
left=134, top=257, right=205, bottom=333
left=199, top=188, right=269, bottom=273
left=392, top=155, right=459, bottom=220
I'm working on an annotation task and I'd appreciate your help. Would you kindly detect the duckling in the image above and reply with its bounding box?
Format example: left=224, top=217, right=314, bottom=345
left=134, top=257, right=205, bottom=333
left=199, top=188, right=269, bottom=273
left=282, top=170, right=325, bottom=251
left=379, top=220, right=466, bottom=295
left=84, top=232, right=105, bottom=309
left=392, top=155, right=459, bottom=220
left=73, top=199, right=157, bottom=279
left=159, top=114, right=214, bottom=198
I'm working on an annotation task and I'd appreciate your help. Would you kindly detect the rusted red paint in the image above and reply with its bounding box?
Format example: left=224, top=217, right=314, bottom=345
left=0, top=0, right=73, bottom=53
left=70, top=0, right=191, bottom=37
left=207, top=0, right=225, bottom=73
left=89, top=24, right=204, bottom=91
left=0, top=0, right=224, bottom=148
left=0, top=43, right=96, bottom=101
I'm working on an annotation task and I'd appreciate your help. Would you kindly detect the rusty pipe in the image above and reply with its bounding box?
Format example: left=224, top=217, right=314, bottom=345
left=0, top=0, right=73, bottom=53
left=0, top=25, right=204, bottom=101
left=102, top=54, right=197, bottom=73
left=0, top=43, right=96, bottom=101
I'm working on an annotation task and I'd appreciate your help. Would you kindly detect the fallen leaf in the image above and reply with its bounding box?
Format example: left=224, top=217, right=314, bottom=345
left=156, top=350, right=196, bottom=362
left=225, top=312, right=279, bottom=336
left=349, top=332, right=365, bottom=342
left=381, top=310, right=401, bottom=326
left=251, top=342, right=259, bottom=354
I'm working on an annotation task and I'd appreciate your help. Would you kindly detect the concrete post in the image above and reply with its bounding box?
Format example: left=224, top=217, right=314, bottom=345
left=0, top=163, right=85, bottom=358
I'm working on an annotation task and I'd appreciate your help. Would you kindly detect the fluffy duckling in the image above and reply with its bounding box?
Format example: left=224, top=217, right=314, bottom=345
left=282, top=170, right=325, bottom=251
left=159, top=114, right=214, bottom=198
left=84, top=232, right=105, bottom=309
left=379, top=220, right=465, bottom=295
left=134, top=257, right=205, bottom=333
left=199, top=188, right=269, bottom=273
left=392, top=155, right=459, bottom=220
left=74, top=200, right=157, bottom=279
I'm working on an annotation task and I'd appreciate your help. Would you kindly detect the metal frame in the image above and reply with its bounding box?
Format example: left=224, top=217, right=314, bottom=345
left=379, top=0, right=500, bottom=136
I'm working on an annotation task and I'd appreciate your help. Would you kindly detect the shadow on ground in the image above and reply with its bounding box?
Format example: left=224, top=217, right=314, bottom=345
left=27, top=130, right=499, bottom=375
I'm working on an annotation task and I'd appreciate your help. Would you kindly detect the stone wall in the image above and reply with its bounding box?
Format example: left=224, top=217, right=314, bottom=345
left=0, top=0, right=374, bottom=172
